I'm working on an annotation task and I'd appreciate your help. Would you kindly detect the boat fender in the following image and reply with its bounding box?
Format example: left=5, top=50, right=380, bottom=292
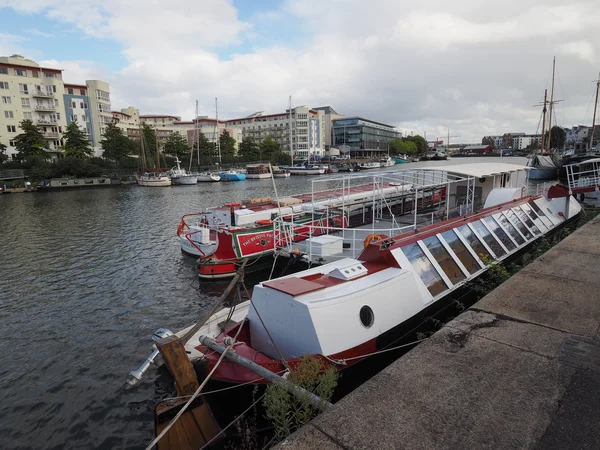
left=364, top=234, right=383, bottom=248
left=256, top=219, right=273, bottom=225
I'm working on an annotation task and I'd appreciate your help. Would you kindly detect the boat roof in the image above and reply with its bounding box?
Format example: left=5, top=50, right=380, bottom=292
left=429, top=163, right=530, bottom=178
left=566, top=157, right=600, bottom=166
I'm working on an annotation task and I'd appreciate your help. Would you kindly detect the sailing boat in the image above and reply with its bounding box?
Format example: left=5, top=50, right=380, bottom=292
left=169, top=157, right=197, bottom=185
left=527, top=57, right=558, bottom=180
left=191, top=100, right=221, bottom=182
left=137, top=126, right=172, bottom=187
left=214, top=98, right=246, bottom=181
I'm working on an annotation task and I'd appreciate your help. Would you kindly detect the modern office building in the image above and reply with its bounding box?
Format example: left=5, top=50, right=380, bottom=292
left=331, top=116, right=399, bottom=157
left=63, top=83, right=94, bottom=146
left=312, top=106, right=344, bottom=150
left=0, top=54, right=68, bottom=160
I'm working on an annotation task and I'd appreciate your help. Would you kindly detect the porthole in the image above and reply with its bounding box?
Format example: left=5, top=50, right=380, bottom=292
left=359, top=306, right=374, bottom=328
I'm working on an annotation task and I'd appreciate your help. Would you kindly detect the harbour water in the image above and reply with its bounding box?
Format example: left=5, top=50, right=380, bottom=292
left=0, top=157, right=537, bottom=449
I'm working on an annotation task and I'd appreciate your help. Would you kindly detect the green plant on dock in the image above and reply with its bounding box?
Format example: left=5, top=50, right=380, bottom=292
left=263, top=356, right=338, bottom=444
left=470, top=255, right=511, bottom=297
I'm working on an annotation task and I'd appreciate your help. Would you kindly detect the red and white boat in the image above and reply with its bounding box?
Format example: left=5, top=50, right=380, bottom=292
left=175, top=163, right=582, bottom=383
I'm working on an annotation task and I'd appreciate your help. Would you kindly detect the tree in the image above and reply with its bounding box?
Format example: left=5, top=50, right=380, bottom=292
left=546, top=126, right=566, bottom=150
left=163, top=132, right=189, bottom=161
left=238, top=138, right=259, bottom=161
left=389, top=139, right=417, bottom=155
left=405, top=135, right=427, bottom=155
left=101, top=123, right=137, bottom=162
left=260, top=136, right=280, bottom=160
left=219, top=130, right=236, bottom=158
left=193, top=132, right=216, bottom=161
left=13, top=120, right=49, bottom=161
left=62, top=121, right=93, bottom=158
left=0, top=141, right=7, bottom=165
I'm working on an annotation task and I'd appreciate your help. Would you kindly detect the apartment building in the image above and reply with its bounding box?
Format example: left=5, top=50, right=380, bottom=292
left=64, top=83, right=94, bottom=146
left=87, top=80, right=112, bottom=151
left=513, top=134, right=542, bottom=150
left=186, top=117, right=243, bottom=151
left=313, top=106, right=344, bottom=150
left=0, top=54, right=67, bottom=160
left=225, top=106, right=324, bottom=159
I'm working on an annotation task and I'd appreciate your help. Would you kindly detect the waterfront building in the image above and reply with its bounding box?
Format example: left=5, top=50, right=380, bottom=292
left=186, top=117, right=242, bottom=152
left=63, top=83, right=94, bottom=148
left=87, top=80, right=112, bottom=153
left=332, top=116, right=400, bottom=158
left=0, top=54, right=68, bottom=160
left=312, top=106, right=344, bottom=151
left=513, top=134, right=542, bottom=151
left=225, top=106, right=325, bottom=160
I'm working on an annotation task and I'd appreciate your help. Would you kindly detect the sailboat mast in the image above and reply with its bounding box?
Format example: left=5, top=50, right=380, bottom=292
left=140, top=125, right=146, bottom=171
left=191, top=100, right=198, bottom=172
left=540, top=89, right=548, bottom=153
left=546, top=57, right=556, bottom=153
left=155, top=126, right=159, bottom=169
left=591, top=72, right=600, bottom=150
left=288, top=95, right=293, bottom=162
left=215, top=97, right=221, bottom=163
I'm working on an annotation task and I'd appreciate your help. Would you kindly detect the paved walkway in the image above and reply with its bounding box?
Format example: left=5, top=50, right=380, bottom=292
left=278, top=214, right=600, bottom=449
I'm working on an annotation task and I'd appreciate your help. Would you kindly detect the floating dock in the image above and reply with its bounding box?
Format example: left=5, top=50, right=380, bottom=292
left=277, top=213, right=600, bottom=449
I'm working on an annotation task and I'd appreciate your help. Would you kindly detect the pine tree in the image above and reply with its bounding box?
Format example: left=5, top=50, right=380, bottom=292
left=101, top=123, right=136, bottom=162
left=13, top=120, right=49, bottom=161
left=260, top=136, right=280, bottom=160
left=238, top=138, right=259, bottom=161
left=63, top=120, right=93, bottom=158
left=219, top=130, right=236, bottom=158
left=163, top=132, right=190, bottom=161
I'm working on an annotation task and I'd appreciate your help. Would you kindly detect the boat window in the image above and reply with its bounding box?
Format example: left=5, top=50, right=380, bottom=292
left=514, top=206, right=541, bottom=235
left=422, top=236, right=466, bottom=284
left=528, top=200, right=554, bottom=228
left=484, top=217, right=518, bottom=250
left=504, top=209, right=533, bottom=239
left=402, top=243, right=447, bottom=296
left=457, top=225, right=492, bottom=261
left=520, top=204, right=548, bottom=232
left=471, top=221, right=506, bottom=257
left=60, top=182, right=68, bottom=186
left=493, top=214, right=525, bottom=245
left=359, top=306, right=374, bottom=328
left=440, top=230, right=481, bottom=274
left=85, top=179, right=94, bottom=185
left=73, top=180, right=80, bottom=184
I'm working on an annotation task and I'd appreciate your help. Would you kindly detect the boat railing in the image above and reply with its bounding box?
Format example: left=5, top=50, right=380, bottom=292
left=565, top=159, right=600, bottom=193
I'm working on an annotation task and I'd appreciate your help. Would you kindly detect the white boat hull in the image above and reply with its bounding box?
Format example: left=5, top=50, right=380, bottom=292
left=288, top=168, right=325, bottom=175
left=173, top=175, right=198, bottom=185
left=179, top=234, right=217, bottom=257
left=273, top=172, right=291, bottom=178
left=137, top=176, right=171, bottom=187
left=197, top=173, right=221, bottom=182
left=246, top=173, right=271, bottom=179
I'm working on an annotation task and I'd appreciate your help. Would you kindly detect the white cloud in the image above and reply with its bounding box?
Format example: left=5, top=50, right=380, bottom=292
left=24, top=28, right=54, bottom=38
left=1, top=0, right=600, bottom=142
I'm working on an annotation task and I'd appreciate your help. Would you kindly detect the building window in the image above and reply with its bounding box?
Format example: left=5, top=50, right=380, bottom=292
left=23, top=112, right=32, bottom=120
left=19, top=83, right=28, bottom=94
left=80, top=89, right=86, bottom=96
left=9, top=140, right=16, bottom=146
left=0, top=81, right=9, bottom=89
left=80, top=102, right=84, bottom=109
left=4, top=111, right=14, bottom=118
left=7, top=125, right=16, bottom=133
left=15, top=69, right=27, bottom=77
left=0, top=67, right=8, bottom=75
left=32, top=70, right=38, bottom=78
left=1, top=96, right=10, bottom=104
left=21, top=98, right=30, bottom=107
left=71, top=115, right=77, bottom=122
left=43, top=72, right=57, bottom=78
left=68, top=88, right=74, bottom=95
left=52, top=85, right=56, bottom=93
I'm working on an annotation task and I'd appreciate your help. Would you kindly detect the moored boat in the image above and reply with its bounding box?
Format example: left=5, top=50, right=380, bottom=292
left=287, top=164, right=326, bottom=175
left=169, top=158, right=197, bottom=185
left=527, top=155, right=558, bottom=180
left=137, top=171, right=171, bottom=187
left=380, top=156, right=396, bottom=167
left=36, top=177, right=118, bottom=190
left=196, top=172, right=221, bottom=182
left=180, top=163, right=582, bottom=385
left=219, top=169, right=246, bottom=181
left=271, top=166, right=291, bottom=178
left=245, top=164, right=271, bottom=179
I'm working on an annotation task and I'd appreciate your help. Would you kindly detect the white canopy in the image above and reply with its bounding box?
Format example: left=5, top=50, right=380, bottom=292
left=429, top=163, right=530, bottom=178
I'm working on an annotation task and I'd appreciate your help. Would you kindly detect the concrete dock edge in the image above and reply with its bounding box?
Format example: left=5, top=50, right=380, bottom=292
left=277, top=213, right=600, bottom=449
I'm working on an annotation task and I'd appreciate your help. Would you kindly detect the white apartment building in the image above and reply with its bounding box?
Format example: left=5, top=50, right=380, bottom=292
left=139, top=114, right=196, bottom=145
left=565, top=126, right=590, bottom=145
left=0, top=54, right=67, bottom=160
left=226, top=106, right=325, bottom=159
left=87, top=80, right=112, bottom=151
left=186, top=118, right=243, bottom=152
left=512, top=134, right=542, bottom=150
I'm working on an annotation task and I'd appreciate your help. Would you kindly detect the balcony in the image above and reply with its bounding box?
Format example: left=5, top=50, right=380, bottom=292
left=35, top=104, right=56, bottom=112
left=36, top=118, right=57, bottom=125
left=32, top=89, right=53, bottom=98
left=43, top=131, right=60, bottom=139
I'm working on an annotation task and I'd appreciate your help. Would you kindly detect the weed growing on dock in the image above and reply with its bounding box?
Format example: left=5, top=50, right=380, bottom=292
left=263, top=356, right=338, bottom=444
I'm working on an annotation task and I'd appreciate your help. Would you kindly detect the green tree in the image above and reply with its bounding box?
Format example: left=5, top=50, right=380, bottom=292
left=193, top=132, right=216, bottom=163
left=13, top=120, right=49, bottom=161
left=238, top=138, right=259, bottom=161
left=101, top=123, right=137, bottom=162
left=0, top=141, right=7, bottom=165
left=260, top=136, right=280, bottom=160
left=546, top=126, right=566, bottom=150
left=62, top=121, right=93, bottom=159
left=219, top=130, right=236, bottom=158
left=163, top=132, right=189, bottom=161
left=389, top=138, right=417, bottom=155
left=141, top=123, right=159, bottom=168
left=405, top=135, right=428, bottom=155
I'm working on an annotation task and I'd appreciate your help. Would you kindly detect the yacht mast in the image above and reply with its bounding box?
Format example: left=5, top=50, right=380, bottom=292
left=155, top=126, right=160, bottom=169
left=546, top=57, right=556, bottom=153
left=191, top=100, right=198, bottom=172
left=591, top=72, right=600, bottom=150
left=540, top=89, right=547, bottom=154
left=215, top=98, right=221, bottom=163
left=140, top=125, right=146, bottom=171
left=288, top=95, right=293, bottom=162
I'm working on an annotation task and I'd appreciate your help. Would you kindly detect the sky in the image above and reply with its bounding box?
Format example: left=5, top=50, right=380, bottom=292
left=0, top=0, right=599, bottom=143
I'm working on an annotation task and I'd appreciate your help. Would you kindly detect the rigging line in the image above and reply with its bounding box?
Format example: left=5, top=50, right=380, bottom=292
left=327, top=338, right=428, bottom=365
left=145, top=319, right=247, bottom=450
left=242, top=282, right=291, bottom=371
left=199, top=393, right=267, bottom=450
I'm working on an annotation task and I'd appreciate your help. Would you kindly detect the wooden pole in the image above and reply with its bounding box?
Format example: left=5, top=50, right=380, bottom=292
left=200, top=336, right=332, bottom=411
left=591, top=72, right=600, bottom=150
left=156, top=335, right=199, bottom=396
left=180, top=259, right=248, bottom=344
left=547, top=57, right=556, bottom=153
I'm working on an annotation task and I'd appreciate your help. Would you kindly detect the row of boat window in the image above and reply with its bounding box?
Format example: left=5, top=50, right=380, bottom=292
left=402, top=201, right=556, bottom=297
